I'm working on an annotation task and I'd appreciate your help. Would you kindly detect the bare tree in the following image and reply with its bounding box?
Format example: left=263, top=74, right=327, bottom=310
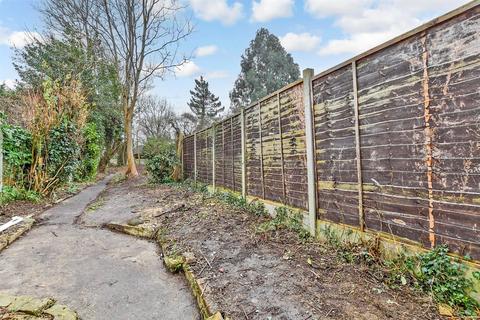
left=136, top=95, right=175, bottom=140
left=41, top=0, right=193, bottom=176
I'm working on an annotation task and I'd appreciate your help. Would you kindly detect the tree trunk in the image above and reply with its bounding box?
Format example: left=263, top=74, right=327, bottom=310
left=124, top=107, right=138, bottom=177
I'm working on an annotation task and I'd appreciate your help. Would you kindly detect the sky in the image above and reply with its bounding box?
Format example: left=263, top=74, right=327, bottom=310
left=0, top=0, right=472, bottom=114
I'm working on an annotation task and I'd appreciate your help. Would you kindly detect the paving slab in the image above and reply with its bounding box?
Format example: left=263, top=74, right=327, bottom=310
left=0, top=178, right=199, bottom=320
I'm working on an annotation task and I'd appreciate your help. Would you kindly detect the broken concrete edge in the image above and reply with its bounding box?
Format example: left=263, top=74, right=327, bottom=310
left=0, top=292, right=78, bottom=319
left=103, top=223, right=157, bottom=239
left=156, top=231, right=226, bottom=320
left=100, top=223, right=227, bottom=319
left=0, top=217, right=35, bottom=253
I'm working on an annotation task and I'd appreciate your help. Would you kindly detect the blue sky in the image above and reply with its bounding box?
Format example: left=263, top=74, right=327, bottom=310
left=0, top=0, right=471, bottom=114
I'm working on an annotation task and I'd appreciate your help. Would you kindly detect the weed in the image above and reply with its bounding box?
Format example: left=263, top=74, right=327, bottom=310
left=320, top=226, right=480, bottom=317
left=0, top=186, right=41, bottom=204
left=257, top=207, right=310, bottom=240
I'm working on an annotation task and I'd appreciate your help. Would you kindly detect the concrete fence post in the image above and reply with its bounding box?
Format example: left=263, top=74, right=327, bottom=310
left=240, top=108, right=247, bottom=198
left=193, top=132, right=197, bottom=183
left=303, top=68, right=316, bottom=236
left=212, top=125, right=216, bottom=190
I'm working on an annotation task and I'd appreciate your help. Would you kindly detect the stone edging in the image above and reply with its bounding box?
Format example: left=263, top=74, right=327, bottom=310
left=102, top=223, right=225, bottom=320
left=0, top=217, right=35, bottom=253
left=0, top=292, right=78, bottom=319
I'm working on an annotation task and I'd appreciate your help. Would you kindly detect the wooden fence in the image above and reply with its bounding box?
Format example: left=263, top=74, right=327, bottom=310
left=182, top=2, right=480, bottom=261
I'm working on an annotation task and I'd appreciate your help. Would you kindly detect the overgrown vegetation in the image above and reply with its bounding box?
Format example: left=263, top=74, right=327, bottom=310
left=257, top=207, right=311, bottom=240
left=320, top=226, right=480, bottom=317
left=144, top=138, right=178, bottom=183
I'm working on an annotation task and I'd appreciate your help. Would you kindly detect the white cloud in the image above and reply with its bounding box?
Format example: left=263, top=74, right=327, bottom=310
left=305, top=0, right=373, bottom=17
left=205, top=70, right=229, bottom=79
left=313, top=0, right=470, bottom=56
left=252, top=0, right=294, bottom=22
left=0, top=79, right=16, bottom=89
left=0, top=29, right=40, bottom=48
left=175, top=61, right=201, bottom=77
left=279, top=32, right=321, bottom=52
left=189, top=0, right=243, bottom=25
left=195, top=45, right=218, bottom=57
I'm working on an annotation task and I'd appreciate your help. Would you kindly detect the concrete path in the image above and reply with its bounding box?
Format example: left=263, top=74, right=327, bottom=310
left=0, top=178, right=199, bottom=320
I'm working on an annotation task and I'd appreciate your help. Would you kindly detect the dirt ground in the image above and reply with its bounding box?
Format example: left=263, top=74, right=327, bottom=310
left=97, top=174, right=444, bottom=320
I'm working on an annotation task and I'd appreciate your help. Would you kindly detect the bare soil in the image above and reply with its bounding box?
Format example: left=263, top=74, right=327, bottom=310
left=101, top=174, right=444, bottom=320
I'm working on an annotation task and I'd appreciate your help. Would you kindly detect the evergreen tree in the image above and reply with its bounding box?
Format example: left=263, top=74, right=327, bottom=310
left=229, top=28, right=300, bottom=113
left=188, top=76, right=224, bottom=129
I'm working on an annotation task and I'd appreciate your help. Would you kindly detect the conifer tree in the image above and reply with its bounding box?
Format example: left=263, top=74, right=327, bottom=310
left=187, top=76, right=224, bottom=129
left=229, top=28, right=300, bottom=113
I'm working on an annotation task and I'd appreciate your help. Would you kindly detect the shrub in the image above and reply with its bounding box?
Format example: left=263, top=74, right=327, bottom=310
left=142, top=137, right=171, bottom=160
left=145, top=140, right=177, bottom=183
left=1, top=117, right=32, bottom=187
left=46, top=120, right=81, bottom=184
left=0, top=186, right=41, bottom=204
left=79, top=122, right=101, bottom=180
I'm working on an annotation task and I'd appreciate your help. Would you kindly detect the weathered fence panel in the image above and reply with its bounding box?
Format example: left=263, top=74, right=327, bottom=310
left=183, top=135, right=195, bottom=180
left=182, top=3, right=480, bottom=261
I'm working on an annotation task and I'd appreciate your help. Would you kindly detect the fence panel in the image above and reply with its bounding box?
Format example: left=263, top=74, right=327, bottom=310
left=196, top=129, right=213, bottom=184
left=245, top=104, right=264, bottom=198
left=232, top=115, right=243, bottom=192
left=313, top=65, right=360, bottom=227
left=356, top=33, right=431, bottom=246
left=280, top=83, right=308, bottom=210
left=427, top=8, right=480, bottom=259
left=183, top=135, right=195, bottom=180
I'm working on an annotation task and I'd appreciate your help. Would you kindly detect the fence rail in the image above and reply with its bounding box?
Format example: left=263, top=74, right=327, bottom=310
left=183, top=1, right=480, bottom=261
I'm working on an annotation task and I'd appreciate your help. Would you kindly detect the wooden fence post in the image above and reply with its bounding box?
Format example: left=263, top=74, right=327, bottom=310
left=241, top=108, right=247, bottom=198
left=303, top=68, right=316, bottom=236
left=258, top=103, right=266, bottom=200
left=193, top=132, right=197, bottom=183
left=352, top=61, right=365, bottom=231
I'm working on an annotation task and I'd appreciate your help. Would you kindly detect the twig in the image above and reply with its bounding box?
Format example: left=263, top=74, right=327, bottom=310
left=240, top=306, right=249, bottom=320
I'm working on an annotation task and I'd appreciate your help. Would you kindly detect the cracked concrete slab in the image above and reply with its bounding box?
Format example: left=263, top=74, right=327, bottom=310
left=0, top=177, right=199, bottom=320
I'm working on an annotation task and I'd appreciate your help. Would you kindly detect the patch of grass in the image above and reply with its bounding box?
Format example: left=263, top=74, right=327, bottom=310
left=110, top=172, right=127, bottom=185
left=215, top=191, right=267, bottom=217
left=257, top=207, right=310, bottom=241
left=0, top=186, right=41, bottom=204
left=86, top=197, right=105, bottom=212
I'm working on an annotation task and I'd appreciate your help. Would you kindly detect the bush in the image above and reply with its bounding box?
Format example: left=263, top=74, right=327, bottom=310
left=0, top=186, right=41, bottom=204
left=1, top=118, right=32, bottom=187
left=78, top=122, right=101, bottom=180
left=142, top=137, right=171, bottom=160
left=145, top=140, right=177, bottom=183
left=47, top=120, right=81, bottom=184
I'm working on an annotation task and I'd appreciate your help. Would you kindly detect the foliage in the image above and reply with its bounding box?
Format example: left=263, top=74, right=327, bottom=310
left=188, top=76, right=224, bottom=130
left=216, top=191, right=267, bottom=217
left=1, top=115, right=32, bottom=186
left=0, top=186, right=41, bottom=204
left=78, top=122, right=101, bottom=180
left=401, top=246, right=480, bottom=316
left=229, top=28, right=300, bottom=113
left=145, top=141, right=178, bottom=183
left=46, top=120, right=81, bottom=185
left=257, top=206, right=310, bottom=240
left=142, top=137, right=173, bottom=160
left=320, top=226, right=480, bottom=317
